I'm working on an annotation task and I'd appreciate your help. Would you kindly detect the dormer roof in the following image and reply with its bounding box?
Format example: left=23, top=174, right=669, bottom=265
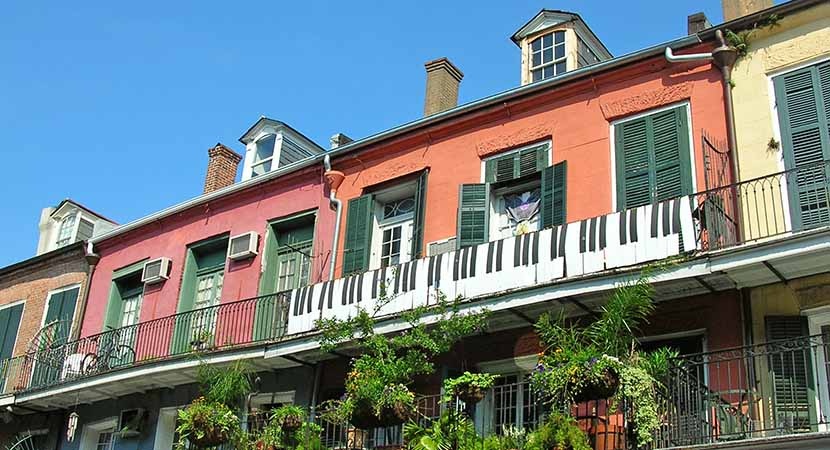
left=510, top=9, right=612, bottom=59
left=237, top=116, right=326, bottom=153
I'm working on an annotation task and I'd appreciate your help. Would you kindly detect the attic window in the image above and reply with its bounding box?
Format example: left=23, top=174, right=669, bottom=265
left=251, top=134, right=277, bottom=177
left=56, top=212, right=77, bottom=247
left=530, top=30, right=566, bottom=82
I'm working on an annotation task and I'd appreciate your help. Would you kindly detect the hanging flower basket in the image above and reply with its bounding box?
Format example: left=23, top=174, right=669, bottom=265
left=573, top=367, right=619, bottom=404
left=281, top=413, right=303, bottom=431
left=350, top=401, right=384, bottom=430
left=349, top=399, right=415, bottom=429
left=188, top=424, right=230, bottom=448
left=454, top=384, right=487, bottom=404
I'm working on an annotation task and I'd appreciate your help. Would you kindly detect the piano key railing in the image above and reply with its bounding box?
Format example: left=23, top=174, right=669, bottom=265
left=696, top=159, right=830, bottom=250
left=655, top=334, right=830, bottom=448
left=0, top=292, right=290, bottom=394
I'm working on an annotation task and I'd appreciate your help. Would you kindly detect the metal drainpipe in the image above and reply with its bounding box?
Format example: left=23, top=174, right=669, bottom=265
left=665, top=32, right=744, bottom=240
left=71, top=241, right=100, bottom=341
left=323, top=154, right=343, bottom=280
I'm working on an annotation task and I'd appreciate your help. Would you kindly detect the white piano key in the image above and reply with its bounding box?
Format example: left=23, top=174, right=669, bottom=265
left=603, top=212, right=622, bottom=269
left=679, top=195, right=697, bottom=251
left=583, top=218, right=605, bottom=274
left=564, top=224, right=584, bottom=277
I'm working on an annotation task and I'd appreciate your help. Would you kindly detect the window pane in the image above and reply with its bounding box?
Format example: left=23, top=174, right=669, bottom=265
left=532, top=51, right=541, bottom=67
left=555, top=61, right=566, bottom=75
left=251, top=160, right=272, bottom=177
left=555, top=30, right=565, bottom=44
left=543, top=66, right=554, bottom=78
left=254, top=135, right=276, bottom=162
left=531, top=38, right=541, bottom=51
left=532, top=69, right=543, bottom=82
left=542, top=33, right=552, bottom=47
left=555, top=42, right=565, bottom=59
left=542, top=48, right=552, bottom=64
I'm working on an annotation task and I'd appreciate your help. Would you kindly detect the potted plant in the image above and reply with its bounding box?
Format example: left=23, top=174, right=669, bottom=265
left=255, top=419, right=323, bottom=450
left=443, top=372, right=499, bottom=404
left=191, top=330, right=215, bottom=351
left=530, top=273, right=677, bottom=448
left=529, top=411, right=591, bottom=450
left=316, top=291, right=489, bottom=429
left=271, top=404, right=306, bottom=431
left=175, top=360, right=251, bottom=449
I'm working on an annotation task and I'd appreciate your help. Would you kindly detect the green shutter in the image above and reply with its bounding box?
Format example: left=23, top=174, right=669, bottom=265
left=765, top=316, right=816, bottom=431
left=44, top=287, right=79, bottom=345
left=484, top=145, right=549, bottom=184
left=541, top=161, right=568, bottom=228
left=457, top=184, right=489, bottom=248
left=411, top=170, right=429, bottom=259
left=774, top=62, right=830, bottom=231
left=0, top=304, right=24, bottom=360
left=615, top=106, right=692, bottom=210
left=342, top=194, right=374, bottom=275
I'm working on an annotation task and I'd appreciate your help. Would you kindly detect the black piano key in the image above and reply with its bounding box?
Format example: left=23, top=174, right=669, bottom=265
left=410, top=261, right=417, bottom=291
left=672, top=198, right=681, bottom=234
left=460, top=248, right=468, bottom=279
left=394, top=265, right=401, bottom=294
left=551, top=225, right=559, bottom=259
left=599, top=215, right=607, bottom=250
left=327, top=281, right=334, bottom=309
left=346, top=277, right=353, bottom=304
left=357, top=273, right=364, bottom=301
left=435, top=254, right=443, bottom=285
left=579, top=220, right=588, bottom=253
left=292, top=289, right=300, bottom=316
left=521, top=233, right=531, bottom=265
left=619, top=209, right=627, bottom=245
left=453, top=250, right=461, bottom=281
left=306, top=285, right=314, bottom=314
left=513, top=236, right=521, bottom=267
left=317, top=283, right=325, bottom=311
left=469, top=245, right=477, bottom=277
left=486, top=242, right=495, bottom=273
left=496, top=240, right=504, bottom=272
left=402, top=262, right=410, bottom=291
left=300, top=287, right=308, bottom=315
left=662, top=201, right=671, bottom=237
left=629, top=208, right=638, bottom=243
left=341, top=277, right=349, bottom=305
left=589, top=217, right=597, bottom=252
left=650, top=202, right=659, bottom=238
left=531, top=232, right=539, bottom=265
left=427, top=256, right=435, bottom=287
left=558, top=224, right=567, bottom=257
left=371, top=269, right=378, bottom=299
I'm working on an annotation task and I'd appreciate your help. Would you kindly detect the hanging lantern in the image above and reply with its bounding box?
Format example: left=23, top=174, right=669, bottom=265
left=67, top=412, right=79, bottom=442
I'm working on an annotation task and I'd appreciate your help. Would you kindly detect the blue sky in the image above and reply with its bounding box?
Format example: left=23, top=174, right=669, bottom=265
left=0, top=0, right=728, bottom=267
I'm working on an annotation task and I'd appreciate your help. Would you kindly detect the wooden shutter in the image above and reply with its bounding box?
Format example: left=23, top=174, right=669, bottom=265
left=44, top=287, right=79, bottom=345
left=342, top=194, right=374, bottom=275
left=457, top=184, right=489, bottom=248
left=411, top=170, right=429, bottom=259
left=541, top=161, right=568, bottom=228
left=765, top=316, right=815, bottom=431
left=485, top=145, right=549, bottom=183
left=0, top=304, right=24, bottom=360
left=774, top=63, right=830, bottom=230
left=615, top=106, right=692, bottom=210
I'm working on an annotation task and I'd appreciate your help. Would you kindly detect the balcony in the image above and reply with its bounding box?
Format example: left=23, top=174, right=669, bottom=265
left=2, top=161, right=829, bottom=403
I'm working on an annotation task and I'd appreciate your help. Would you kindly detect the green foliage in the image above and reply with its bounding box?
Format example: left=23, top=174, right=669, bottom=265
left=404, top=410, right=480, bottom=450
left=725, top=14, right=781, bottom=57
left=483, top=426, right=538, bottom=450
left=254, top=419, right=323, bottom=450
left=270, top=404, right=306, bottom=424
left=442, top=372, right=499, bottom=402
left=529, top=412, right=591, bottom=450
left=531, top=272, right=670, bottom=448
left=197, top=360, right=252, bottom=408
left=175, top=397, right=242, bottom=450
left=316, top=290, right=489, bottom=424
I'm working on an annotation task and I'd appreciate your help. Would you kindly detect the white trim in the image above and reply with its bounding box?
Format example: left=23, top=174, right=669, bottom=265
left=0, top=299, right=26, bottom=312
left=154, top=406, right=182, bottom=450
left=609, top=101, right=696, bottom=211
left=80, top=416, right=117, bottom=450
left=804, top=307, right=830, bottom=431
left=479, top=139, right=553, bottom=183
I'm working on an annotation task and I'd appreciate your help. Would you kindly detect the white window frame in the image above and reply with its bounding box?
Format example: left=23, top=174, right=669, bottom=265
left=608, top=101, right=697, bottom=212
left=804, top=306, right=830, bottom=431
left=154, top=406, right=181, bottom=450
left=489, top=180, right=542, bottom=241
left=55, top=212, right=78, bottom=247
left=53, top=209, right=97, bottom=249
left=529, top=30, right=567, bottom=82
left=80, top=416, right=118, bottom=450
left=369, top=183, right=417, bottom=270
left=250, top=133, right=280, bottom=178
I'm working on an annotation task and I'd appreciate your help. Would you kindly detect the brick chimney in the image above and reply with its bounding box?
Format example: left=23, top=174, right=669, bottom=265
left=722, top=0, right=772, bottom=22
left=423, top=57, right=464, bottom=116
left=687, top=12, right=711, bottom=35
left=204, top=143, right=242, bottom=194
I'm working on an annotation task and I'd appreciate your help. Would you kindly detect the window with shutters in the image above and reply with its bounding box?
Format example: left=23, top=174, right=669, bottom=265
left=342, top=171, right=428, bottom=276
left=765, top=316, right=816, bottom=432
left=0, top=301, right=25, bottom=361
left=773, top=61, right=830, bottom=231
left=463, top=143, right=565, bottom=245
left=613, top=104, right=693, bottom=210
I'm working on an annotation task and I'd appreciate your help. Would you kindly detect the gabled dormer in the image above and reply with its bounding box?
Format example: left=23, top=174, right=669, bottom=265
left=511, top=10, right=612, bottom=86
left=36, top=199, right=117, bottom=255
left=238, top=117, right=326, bottom=181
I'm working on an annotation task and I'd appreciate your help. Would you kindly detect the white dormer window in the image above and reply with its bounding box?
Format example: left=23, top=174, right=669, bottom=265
left=530, top=30, right=566, bottom=82
left=251, top=134, right=277, bottom=178
left=56, top=213, right=77, bottom=247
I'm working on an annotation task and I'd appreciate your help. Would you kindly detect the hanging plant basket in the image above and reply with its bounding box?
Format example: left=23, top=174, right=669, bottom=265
left=573, top=367, right=619, bottom=404
left=188, top=424, right=230, bottom=448
left=380, top=400, right=415, bottom=427
left=350, top=401, right=384, bottom=430
left=349, top=399, right=415, bottom=429
left=454, top=384, right=487, bottom=404
left=281, top=413, right=303, bottom=431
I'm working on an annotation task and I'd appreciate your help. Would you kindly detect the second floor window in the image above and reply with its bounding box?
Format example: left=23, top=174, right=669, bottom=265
left=530, top=30, right=566, bottom=82
left=56, top=213, right=77, bottom=247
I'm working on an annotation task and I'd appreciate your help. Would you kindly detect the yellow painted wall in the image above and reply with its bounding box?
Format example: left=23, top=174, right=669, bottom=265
left=730, top=3, right=830, bottom=241
left=732, top=3, right=830, bottom=180
left=750, top=273, right=830, bottom=344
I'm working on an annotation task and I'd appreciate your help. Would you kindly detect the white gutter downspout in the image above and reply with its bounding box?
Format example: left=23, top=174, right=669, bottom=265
left=322, top=154, right=344, bottom=280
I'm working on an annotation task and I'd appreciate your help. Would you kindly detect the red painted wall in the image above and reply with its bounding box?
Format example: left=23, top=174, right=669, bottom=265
left=80, top=165, right=334, bottom=338
left=331, top=45, right=729, bottom=276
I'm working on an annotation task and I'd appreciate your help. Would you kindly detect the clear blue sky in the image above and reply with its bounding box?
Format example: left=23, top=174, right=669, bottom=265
left=0, top=0, right=729, bottom=267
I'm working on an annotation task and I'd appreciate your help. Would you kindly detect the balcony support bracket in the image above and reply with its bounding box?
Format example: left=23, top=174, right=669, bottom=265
left=762, top=261, right=789, bottom=284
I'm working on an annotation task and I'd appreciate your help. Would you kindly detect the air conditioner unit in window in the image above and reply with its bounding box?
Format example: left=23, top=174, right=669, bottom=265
left=228, top=231, right=259, bottom=260
left=118, top=408, right=147, bottom=439
left=141, top=257, right=171, bottom=284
